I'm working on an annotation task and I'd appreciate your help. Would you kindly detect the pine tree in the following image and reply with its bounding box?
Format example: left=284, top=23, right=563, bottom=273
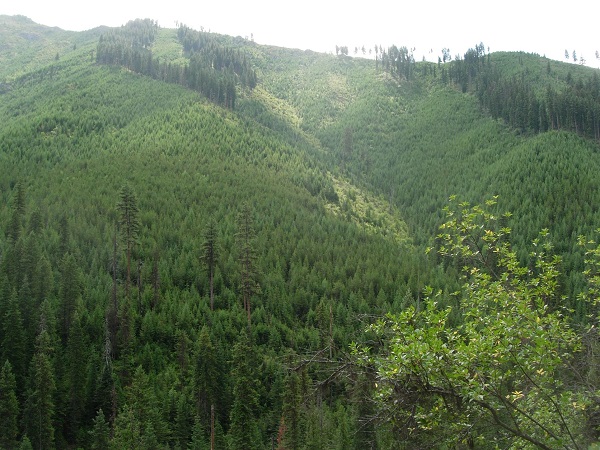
left=2, top=288, right=27, bottom=391
left=34, top=256, right=53, bottom=307
left=0, top=360, right=19, bottom=449
left=125, top=366, right=168, bottom=442
left=23, top=320, right=56, bottom=450
left=19, top=436, right=33, bottom=450
left=93, top=322, right=116, bottom=427
left=8, top=181, right=26, bottom=242
left=89, top=409, right=110, bottom=450
left=117, top=184, right=140, bottom=298
left=57, top=214, right=70, bottom=257
left=200, top=218, right=219, bottom=311
left=150, top=247, right=160, bottom=310
left=58, top=253, right=82, bottom=344
left=194, top=326, right=218, bottom=433
left=236, top=203, right=261, bottom=328
left=110, top=404, right=141, bottom=449
left=173, top=389, right=194, bottom=449
left=229, top=329, right=261, bottom=449
left=282, top=369, right=304, bottom=450
left=351, top=372, right=376, bottom=450
left=63, top=304, right=88, bottom=442
left=140, top=421, right=160, bottom=450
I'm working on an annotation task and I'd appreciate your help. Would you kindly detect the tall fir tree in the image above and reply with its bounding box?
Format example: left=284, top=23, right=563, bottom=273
left=236, top=203, right=260, bottom=328
left=8, top=181, right=26, bottom=242
left=282, top=370, right=303, bottom=450
left=110, top=404, right=141, bottom=450
left=62, top=303, right=88, bottom=443
left=200, top=218, right=219, bottom=311
left=89, top=408, right=110, bottom=450
left=229, top=329, right=261, bottom=449
left=58, top=253, right=82, bottom=344
left=117, top=184, right=140, bottom=299
left=23, top=317, right=56, bottom=450
left=0, top=360, right=20, bottom=449
left=2, top=288, right=27, bottom=392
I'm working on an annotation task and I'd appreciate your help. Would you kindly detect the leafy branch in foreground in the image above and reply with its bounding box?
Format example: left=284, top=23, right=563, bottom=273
left=354, top=198, right=588, bottom=449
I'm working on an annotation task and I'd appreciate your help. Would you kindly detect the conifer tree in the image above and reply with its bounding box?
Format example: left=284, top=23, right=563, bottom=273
left=193, top=326, right=218, bottom=433
left=117, top=184, right=140, bottom=298
left=63, top=304, right=88, bottom=442
left=8, top=181, right=26, bottom=242
left=125, top=365, right=168, bottom=442
left=89, top=409, right=110, bottom=450
left=19, top=436, right=33, bottom=450
left=94, top=322, right=116, bottom=427
left=150, top=247, right=161, bottom=310
left=110, top=404, right=141, bottom=449
left=173, top=389, right=194, bottom=448
left=34, top=256, right=53, bottom=307
left=58, top=253, right=82, bottom=343
left=0, top=360, right=19, bottom=449
left=189, top=416, right=209, bottom=450
left=282, top=370, right=303, bottom=450
left=236, top=203, right=260, bottom=328
left=140, top=421, right=160, bottom=450
left=2, top=288, right=27, bottom=391
left=201, top=218, right=219, bottom=311
left=229, top=329, right=261, bottom=449
left=57, top=214, right=70, bottom=257
left=23, top=318, right=56, bottom=450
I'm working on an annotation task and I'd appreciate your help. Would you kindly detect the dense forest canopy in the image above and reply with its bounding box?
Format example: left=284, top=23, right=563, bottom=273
left=1, top=14, right=600, bottom=449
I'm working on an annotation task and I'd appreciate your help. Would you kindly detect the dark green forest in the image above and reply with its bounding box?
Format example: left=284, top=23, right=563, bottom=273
left=1, top=15, right=600, bottom=449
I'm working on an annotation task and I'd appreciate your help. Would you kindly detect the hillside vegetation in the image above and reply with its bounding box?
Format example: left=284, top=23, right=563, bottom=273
left=1, top=15, right=600, bottom=449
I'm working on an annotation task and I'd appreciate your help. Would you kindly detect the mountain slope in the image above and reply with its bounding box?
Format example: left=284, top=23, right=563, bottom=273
left=1, top=16, right=600, bottom=448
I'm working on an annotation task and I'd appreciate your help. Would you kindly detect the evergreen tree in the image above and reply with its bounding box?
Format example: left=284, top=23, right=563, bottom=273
left=140, top=421, right=160, bottom=450
left=150, top=247, right=160, bottom=310
left=110, top=404, right=141, bottom=449
left=89, top=409, right=110, bottom=450
left=236, top=203, right=261, bottom=328
left=0, top=360, right=19, bottom=449
left=351, top=372, right=376, bottom=450
left=62, top=304, right=88, bottom=443
left=8, top=181, right=26, bottom=242
left=117, top=184, right=140, bottom=299
left=2, top=288, right=27, bottom=392
left=57, top=214, right=70, bottom=257
left=58, top=253, right=82, bottom=344
left=282, top=370, right=303, bottom=450
left=193, top=326, right=218, bottom=434
left=190, top=415, right=210, bottom=450
left=34, top=256, right=53, bottom=308
left=19, top=436, right=33, bottom=450
left=335, top=405, right=353, bottom=450
left=125, top=365, right=168, bottom=442
left=200, top=218, right=219, bottom=311
left=229, top=329, right=261, bottom=449
left=172, top=389, right=194, bottom=449
left=23, top=319, right=56, bottom=450
left=93, top=323, right=116, bottom=427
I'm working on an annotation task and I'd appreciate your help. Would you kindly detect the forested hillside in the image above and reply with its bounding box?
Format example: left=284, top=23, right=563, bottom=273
left=1, top=15, right=600, bottom=449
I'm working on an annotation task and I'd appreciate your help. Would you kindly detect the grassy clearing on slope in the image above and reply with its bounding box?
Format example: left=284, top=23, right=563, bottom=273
left=325, top=176, right=411, bottom=246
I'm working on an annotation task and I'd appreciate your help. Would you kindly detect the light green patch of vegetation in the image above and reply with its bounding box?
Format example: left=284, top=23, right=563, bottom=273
left=250, top=85, right=302, bottom=128
left=151, top=27, right=187, bottom=65
left=325, top=176, right=411, bottom=245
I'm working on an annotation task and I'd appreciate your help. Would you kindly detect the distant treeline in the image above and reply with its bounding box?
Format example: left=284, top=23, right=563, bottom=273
left=476, top=67, right=600, bottom=139
left=96, top=19, right=257, bottom=109
left=377, top=42, right=600, bottom=141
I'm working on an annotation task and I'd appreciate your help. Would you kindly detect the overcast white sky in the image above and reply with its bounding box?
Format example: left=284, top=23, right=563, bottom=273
left=3, top=0, right=599, bottom=67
